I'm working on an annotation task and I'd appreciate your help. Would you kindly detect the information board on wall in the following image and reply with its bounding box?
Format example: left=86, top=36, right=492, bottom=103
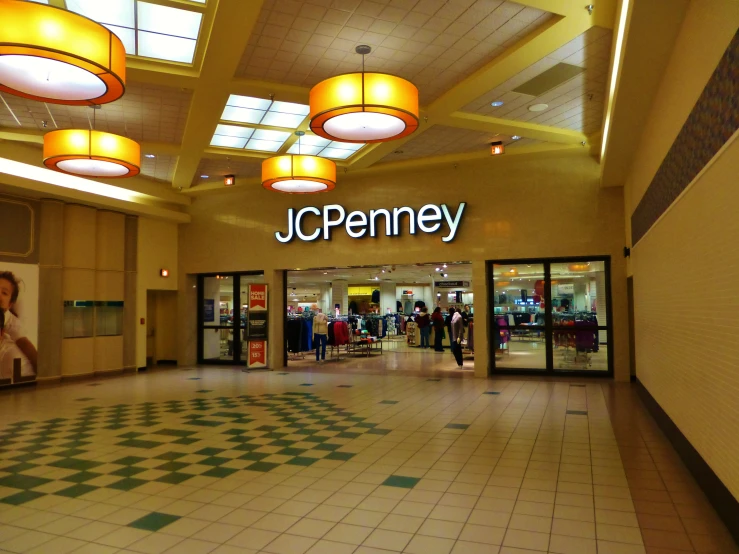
left=203, top=299, right=215, bottom=322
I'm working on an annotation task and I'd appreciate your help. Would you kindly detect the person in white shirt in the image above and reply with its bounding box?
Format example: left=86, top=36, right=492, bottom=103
left=313, top=310, right=329, bottom=363
left=0, top=271, right=37, bottom=374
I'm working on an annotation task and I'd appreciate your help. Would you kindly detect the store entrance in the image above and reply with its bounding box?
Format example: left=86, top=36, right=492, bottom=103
left=285, top=263, right=475, bottom=374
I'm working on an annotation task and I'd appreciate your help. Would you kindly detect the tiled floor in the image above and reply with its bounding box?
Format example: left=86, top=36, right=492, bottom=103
left=0, top=367, right=736, bottom=554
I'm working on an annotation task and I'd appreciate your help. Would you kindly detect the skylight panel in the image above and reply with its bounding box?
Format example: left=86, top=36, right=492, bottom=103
left=299, top=134, right=331, bottom=147
left=261, top=112, right=305, bottom=128
left=252, top=129, right=290, bottom=142
left=67, top=0, right=134, bottom=27
left=27, top=0, right=49, bottom=3
left=270, top=101, right=310, bottom=116
left=287, top=144, right=322, bottom=155
left=215, top=124, right=253, bottom=138
left=103, top=25, right=135, bottom=54
left=246, top=139, right=284, bottom=152
left=328, top=141, right=363, bottom=151
left=221, top=106, right=265, bottom=124
left=320, top=148, right=356, bottom=159
left=211, top=135, right=248, bottom=149
left=137, top=2, right=202, bottom=39
left=138, top=32, right=196, bottom=64
left=227, top=95, right=272, bottom=110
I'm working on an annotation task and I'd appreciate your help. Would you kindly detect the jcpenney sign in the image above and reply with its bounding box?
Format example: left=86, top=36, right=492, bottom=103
left=276, top=203, right=466, bottom=243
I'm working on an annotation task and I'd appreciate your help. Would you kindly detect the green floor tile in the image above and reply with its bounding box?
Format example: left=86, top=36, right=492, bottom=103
left=183, top=420, right=222, bottom=427
left=445, top=423, right=469, bottom=430
left=199, top=456, right=230, bottom=467
left=379, top=400, right=398, bottom=405
left=202, top=466, right=238, bottom=478
left=276, top=447, right=306, bottom=456
left=2, top=462, right=36, bottom=473
left=111, top=466, right=147, bottom=477
left=117, top=439, right=163, bottom=449
left=195, top=447, right=225, bottom=456
left=238, top=452, right=269, bottom=461
left=324, top=452, right=355, bottom=461
left=62, top=471, right=102, bottom=484
left=107, top=477, right=147, bottom=491
left=155, top=461, right=189, bottom=472
left=367, top=428, right=390, bottom=435
left=196, top=389, right=213, bottom=393
left=118, top=432, right=145, bottom=439
left=128, top=512, right=180, bottom=531
left=0, top=474, right=51, bottom=490
left=286, top=457, right=317, bottom=467
left=155, top=472, right=193, bottom=485
left=246, top=462, right=279, bottom=472
left=313, top=443, right=341, bottom=452
left=55, top=483, right=98, bottom=498
left=50, top=458, right=102, bottom=471
left=0, top=490, right=46, bottom=505
left=483, top=391, right=500, bottom=395
left=113, top=456, right=147, bottom=466
left=336, top=432, right=361, bottom=439
left=154, top=452, right=187, bottom=461
left=171, top=437, right=201, bottom=445
left=382, top=475, right=421, bottom=488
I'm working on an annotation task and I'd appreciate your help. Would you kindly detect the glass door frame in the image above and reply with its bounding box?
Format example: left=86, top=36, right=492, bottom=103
left=486, top=256, right=614, bottom=378
left=197, top=271, right=264, bottom=365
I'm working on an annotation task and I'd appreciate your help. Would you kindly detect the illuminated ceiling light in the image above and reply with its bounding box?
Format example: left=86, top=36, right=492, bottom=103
left=491, top=101, right=504, bottom=107
left=491, top=141, right=504, bottom=155
left=511, top=135, right=521, bottom=140
left=0, top=0, right=126, bottom=105
left=528, top=103, right=548, bottom=112
left=200, top=174, right=209, bottom=178
left=309, top=45, right=418, bottom=143
left=43, top=129, right=140, bottom=178
left=262, top=132, right=336, bottom=194
left=144, top=154, right=156, bottom=158
left=568, top=263, right=590, bottom=272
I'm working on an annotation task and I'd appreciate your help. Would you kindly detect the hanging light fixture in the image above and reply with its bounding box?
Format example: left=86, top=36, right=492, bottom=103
left=43, top=107, right=140, bottom=178
left=309, top=45, right=418, bottom=143
left=0, top=0, right=126, bottom=105
left=262, top=132, right=336, bottom=193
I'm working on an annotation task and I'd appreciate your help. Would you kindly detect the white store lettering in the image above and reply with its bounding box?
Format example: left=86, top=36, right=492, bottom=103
left=275, top=202, right=466, bottom=244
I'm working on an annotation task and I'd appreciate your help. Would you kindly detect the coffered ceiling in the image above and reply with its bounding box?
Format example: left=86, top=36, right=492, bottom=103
left=0, top=0, right=620, bottom=199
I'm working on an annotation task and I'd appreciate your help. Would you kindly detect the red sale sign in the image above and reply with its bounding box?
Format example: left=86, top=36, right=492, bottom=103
left=248, top=340, right=267, bottom=368
left=249, top=284, right=267, bottom=310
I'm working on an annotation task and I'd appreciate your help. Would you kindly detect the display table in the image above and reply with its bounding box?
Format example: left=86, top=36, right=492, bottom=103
left=348, top=337, right=383, bottom=357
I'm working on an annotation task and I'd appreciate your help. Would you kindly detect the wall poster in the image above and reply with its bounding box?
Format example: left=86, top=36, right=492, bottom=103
left=248, top=340, right=267, bottom=369
left=0, top=262, right=39, bottom=386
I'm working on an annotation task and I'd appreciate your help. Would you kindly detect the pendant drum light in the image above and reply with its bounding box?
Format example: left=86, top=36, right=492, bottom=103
left=262, top=132, right=336, bottom=193
left=43, top=128, right=140, bottom=178
left=309, top=45, right=418, bottom=143
left=0, top=0, right=126, bottom=105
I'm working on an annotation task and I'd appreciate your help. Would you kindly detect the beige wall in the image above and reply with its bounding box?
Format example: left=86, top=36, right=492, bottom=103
left=179, top=150, right=629, bottom=380
left=625, top=1, right=739, bottom=499
left=136, top=217, right=179, bottom=368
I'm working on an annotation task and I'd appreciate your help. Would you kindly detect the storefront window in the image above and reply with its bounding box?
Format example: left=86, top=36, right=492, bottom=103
left=489, top=258, right=612, bottom=375
left=63, top=302, right=94, bottom=338
left=96, top=302, right=124, bottom=336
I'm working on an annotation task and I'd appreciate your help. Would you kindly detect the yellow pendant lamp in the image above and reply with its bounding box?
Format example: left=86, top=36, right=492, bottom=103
left=262, top=132, right=336, bottom=193
left=309, top=45, right=418, bottom=143
left=0, top=0, right=126, bottom=105
left=44, top=128, right=140, bottom=178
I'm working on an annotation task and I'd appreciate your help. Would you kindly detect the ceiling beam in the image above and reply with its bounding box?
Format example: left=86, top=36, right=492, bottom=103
left=230, top=80, right=311, bottom=105
left=171, top=0, right=264, bottom=188
left=512, top=0, right=616, bottom=27
left=440, top=112, right=588, bottom=144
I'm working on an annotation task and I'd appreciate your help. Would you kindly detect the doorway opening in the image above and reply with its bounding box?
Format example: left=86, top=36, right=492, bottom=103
left=146, top=290, right=178, bottom=367
left=285, top=262, right=475, bottom=374
left=489, top=257, right=613, bottom=376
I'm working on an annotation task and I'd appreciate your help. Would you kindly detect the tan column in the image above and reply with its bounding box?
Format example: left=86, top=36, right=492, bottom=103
left=266, top=270, right=285, bottom=369
left=37, top=199, right=64, bottom=380
left=472, top=260, right=489, bottom=378
left=123, top=216, right=137, bottom=370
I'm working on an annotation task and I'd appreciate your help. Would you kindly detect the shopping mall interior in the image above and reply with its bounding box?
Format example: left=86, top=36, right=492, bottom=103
left=0, top=0, right=737, bottom=552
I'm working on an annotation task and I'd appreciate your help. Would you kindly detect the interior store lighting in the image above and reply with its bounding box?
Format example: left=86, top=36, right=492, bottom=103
left=262, top=132, right=336, bottom=193
left=309, top=45, right=419, bottom=143
left=568, top=263, right=590, bottom=272
left=43, top=128, right=140, bottom=178
left=0, top=0, right=126, bottom=105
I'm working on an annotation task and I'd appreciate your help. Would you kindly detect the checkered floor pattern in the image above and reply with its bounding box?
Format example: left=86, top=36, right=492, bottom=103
left=0, top=393, right=390, bottom=507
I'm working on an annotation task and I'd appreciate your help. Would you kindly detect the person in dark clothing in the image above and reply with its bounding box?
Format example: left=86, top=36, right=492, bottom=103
left=461, top=305, right=470, bottom=328
left=431, top=307, right=445, bottom=352
left=451, top=309, right=465, bottom=367
left=445, top=307, right=455, bottom=350
left=416, top=306, right=430, bottom=348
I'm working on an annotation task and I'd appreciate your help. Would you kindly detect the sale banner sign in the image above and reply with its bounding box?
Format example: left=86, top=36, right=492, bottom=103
left=249, top=284, right=267, bottom=311
left=248, top=340, right=267, bottom=369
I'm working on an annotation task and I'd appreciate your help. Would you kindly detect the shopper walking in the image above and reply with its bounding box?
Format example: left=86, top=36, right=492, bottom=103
left=450, top=308, right=465, bottom=367
left=416, top=306, right=430, bottom=348
left=445, top=307, right=455, bottom=350
left=431, top=307, right=445, bottom=352
left=313, top=311, right=329, bottom=363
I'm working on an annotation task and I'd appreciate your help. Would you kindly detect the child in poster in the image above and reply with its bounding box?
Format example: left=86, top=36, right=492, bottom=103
left=0, top=270, right=37, bottom=380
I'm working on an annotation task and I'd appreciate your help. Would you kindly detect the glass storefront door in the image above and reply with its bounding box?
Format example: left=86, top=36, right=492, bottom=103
left=488, top=257, right=612, bottom=376
left=197, top=272, right=264, bottom=365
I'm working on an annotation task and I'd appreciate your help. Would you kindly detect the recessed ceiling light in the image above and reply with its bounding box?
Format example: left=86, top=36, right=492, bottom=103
left=491, top=101, right=504, bottom=107
left=511, top=135, right=521, bottom=140
left=200, top=175, right=209, bottom=178
left=528, top=103, right=548, bottom=112
left=144, top=154, right=155, bottom=158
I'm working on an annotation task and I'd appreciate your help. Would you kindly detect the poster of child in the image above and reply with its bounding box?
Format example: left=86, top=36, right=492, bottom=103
left=0, top=263, right=39, bottom=383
